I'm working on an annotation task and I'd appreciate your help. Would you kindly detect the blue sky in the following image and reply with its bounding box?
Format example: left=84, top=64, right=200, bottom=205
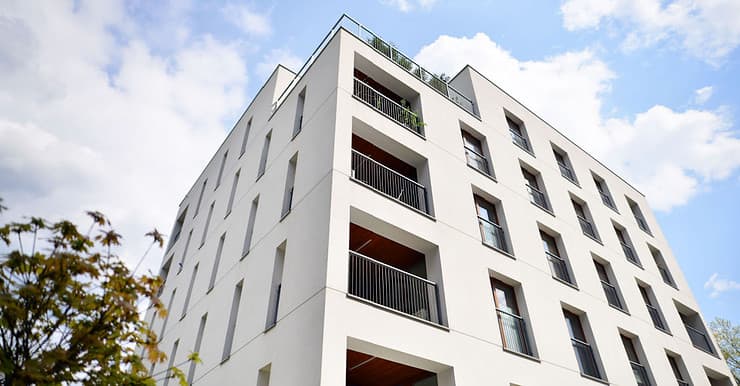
left=1, top=0, right=738, bottom=324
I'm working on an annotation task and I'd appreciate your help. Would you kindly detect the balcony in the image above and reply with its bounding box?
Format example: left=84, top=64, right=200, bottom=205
left=684, top=323, right=714, bottom=354
left=510, top=130, right=530, bottom=151
left=546, top=251, right=572, bottom=284
left=478, top=216, right=509, bottom=253
left=464, top=147, right=490, bottom=175
left=577, top=216, right=598, bottom=240
left=601, top=280, right=623, bottom=310
left=353, top=77, right=424, bottom=135
left=526, top=184, right=549, bottom=210
left=559, top=163, right=576, bottom=183
left=646, top=304, right=667, bottom=331
left=630, top=361, right=651, bottom=386
left=497, top=309, right=534, bottom=356
left=571, top=338, right=602, bottom=379
left=621, top=243, right=641, bottom=266
left=351, top=149, right=429, bottom=214
left=347, top=349, right=439, bottom=386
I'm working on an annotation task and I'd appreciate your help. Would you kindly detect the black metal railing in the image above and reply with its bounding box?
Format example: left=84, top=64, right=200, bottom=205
left=677, top=379, right=690, bottom=386
left=622, top=243, right=640, bottom=265
left=478, top=217, right=508, bottom=253
left=599, top=191, right=615, bottom=209
left=578, top=216, right=598, bottom=240
left=546, top=251, right=572, bottom=284
left=572, top=338, right=601, bottom=379
left=348, top=251, right=441, bottom=324
left=526, top=184, right=549, bottom=210
left=497, top=309, right=533, bottom=356
left=559, top=163, right=576, bottom=182
left=658, top=266, right=675, bottom=286
left=353, top=78, right=424, bottom=135
left=351, top=150, right=428, bottom=213
left=630, top=361, right=651, bottom=386
left=510, top=130, right=530, bottom=151
left=646, top=304, right=667, bottom=331
left=601, top=280, right=623, bottom=310
left=464, top=147, right=490, bottom=175
left=684, top=323, right=714, bottom=353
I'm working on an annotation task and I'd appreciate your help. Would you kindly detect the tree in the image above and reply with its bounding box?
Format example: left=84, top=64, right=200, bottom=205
left=710, top=317, right=740, bottom=384
left=0, top=203, right=195, bottom=385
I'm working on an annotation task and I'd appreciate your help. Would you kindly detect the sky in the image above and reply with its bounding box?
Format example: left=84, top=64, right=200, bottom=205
left=0, top=0, right=738, bottom=324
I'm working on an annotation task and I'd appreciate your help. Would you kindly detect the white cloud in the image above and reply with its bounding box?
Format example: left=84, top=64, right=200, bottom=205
left=222, top=3, right=271, bottom=37
left=415, top=33, right=740, bottom=211
left=705, top=273, right=740, bottom=298
left=256, top=48, right=303, bottom=79
left=381, top=0, right=436, bottom=12
left=560, top=0, right=740, bottom=64
left=0, top=1, right=248, bottom=275
left=694, top=86, right=714, bottom=105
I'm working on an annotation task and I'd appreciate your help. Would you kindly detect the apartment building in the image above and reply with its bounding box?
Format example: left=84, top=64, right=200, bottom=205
left=145, top=15, right=736, bottom=386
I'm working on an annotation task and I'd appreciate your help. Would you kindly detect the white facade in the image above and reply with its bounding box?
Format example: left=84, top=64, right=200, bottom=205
left=146, top=15, right=736, bottom=386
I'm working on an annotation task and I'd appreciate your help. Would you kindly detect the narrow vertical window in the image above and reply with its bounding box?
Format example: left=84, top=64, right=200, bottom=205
left=667, top=353, right=691, bottom=386
left=563, top=309, right=604, bottom=380
left=462, top=130, right=491, bottom=176
left=507, top=115, right=531, bottom=152
left=614, top=224, right=640, bottom=266
left=572, top=198, right=599, bottom=241
left=225, top=169, right=241, bottom=217
left=200, top=201, right=215, bottom=248
left=474, top=194, right=509, bottom=253
left=593, top=173, right=616, bottom=210
left=649, top=245, right=675, bottom=288
left=257, top=364, right=272, bottom=386
left=621, top=334, right=652, bottom=386
left=222, top=280, right=243, bottom=362
left=187, top=313, right=208, bottom=384
left=160, top=288, right=176, bottom=339
left=594, top=260, right=625, bottom=311
left=257, top=130, right=272, bottom=179
left=166, top=208, right=188, bottom=252
left=208, top=233, right=226, bottom=292
left=521, top=167, right=549, bottom=211
left=242, top=196, right=259, bottom=257
left=281, top=154, right=298, bottom=218
left=240, top=118, right=252, bottom=157
left=215, top=151, right=228, bottom=189
left=163, top=339, right=180, bottom=386
left=491, top=279, right=534, bottom=356
left=177, top=229, right=193, bottom=273
left=181, top=263, right=198, bottom=319
left=194, top=179, right=207, bottom=218
left=639, top=285, right=668, bottom=332
left=627, top=197, right=652, bottom=235
left=541, top=231, right=574, bottom=285
left=265, top=242, right=286, bottom=330
left=293, top=88, right=306, bottom=138
left=553, top=146, right=577, bottom=183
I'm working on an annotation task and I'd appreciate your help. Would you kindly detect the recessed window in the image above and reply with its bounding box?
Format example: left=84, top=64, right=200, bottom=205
left=553, top=145, right=577, bottom=184
left=215, top=151, right=228, bottom=189
left=181, top=263, right=198, bottom=319
left=208, top=233, right=226, bottom=292
left=160, top=288, right=176, bottom=339
left=281, top=154, right=298, bottom=218
left=293, top=87, right=306, bottom=138
left=491, top=277, right=536, bottom=357
left=593, top=259, right=626, bottom=311
left=592, top=173, right=616, bottom=210
left=474, top=194, right=511, bottom=254
left=241, top=196, right=259, bottom=257
left=222, top=280, right=243, bottom=362
left=199, top=201, right=215, bottom=248
left=257, top=130, right=272, bottom=179
left=167, top=207, right=188, bottom=251
left=239, top=117, right=252, bottom=157
left=571, top=197, right=599, bottom=241
left=649, top=245, right=676, bottom=288
left=666, top=352, right=691, bottom=386
left=541, top=230, right=576, bottom=286
left=461, top=128, right=493, bottom=177
left=177, top=229, right=193, bottom=273
left=187, top=313, right=208, bottom=384
left=627, top=196, right=652, bottom=235
left=638, top=283, right=669, bottom=333
left=521, top=165, right=551, bottom=212
left=506, top=114, right=532, bottom=153
left=676, top=302, right=716, bottom=355
left=614, top=223, right=641, bottom=267
left=194, top=179, right=207, bottom=218
left=225, top=169, right=241, bottom=217
left=162, top=339, right=180, bottom=386
left=563, top=309, right=605, bottom=381
left=266, top=242, right=286, bottom=330
left=620, top=334, right=653, bottom=386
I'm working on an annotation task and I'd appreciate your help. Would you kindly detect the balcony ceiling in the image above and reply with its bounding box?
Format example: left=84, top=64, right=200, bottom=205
left=347, top=350, right=435, bottom=386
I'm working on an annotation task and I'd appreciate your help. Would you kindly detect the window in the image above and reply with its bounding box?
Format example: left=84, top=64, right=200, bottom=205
left=614, top=224, right=641, bottom=266
left=177, top=229, right=193, bottom=273
left=167, top=207, right=188, bottom=251
left=475, top=194, right=510, bottom=253
left=163, top=339, right=180, bottom=386
left=572, top=198, right=599, bottom=241
left=281, top=154, right=297, bottom=218
left=265, top=242, right=286, bottom=330
left=240, top=118, right=252, bottom=157
left=241, top=196, right=259, bottom=257
left=666, top=353, right=691, bottom=386
left=257, top=130, right=272, bottom=179
left=627, top=197, right=652, bottom=235
left=157, top=256, right=173, bottom=297
left=160, top=288, right=176, bottom=339
left=199, top=202, right=215, bottom=248
left=541, top=231, right=575, bottom=285
left=491, top=278, right=534, bottom=357
left=208, top=233, right=226, bottom=292
left=293, top=87, right=306, bottom=137
left=649, top=245, right=676, bottom=288
left=592, top=174, right=616, bottom=210
left=593, top=259, right=625, bottom=311
left=563, top=309, right=604, bottom=380
left=553, top=146, right=577, bottom=183
left=181, top=263, right=198, bottom=319
left=225, top=169, right=240, bottom=217
left=187, top=314, right=208, bottom=384
left=257, top=364, right=272, bottom=386
left=462, top=129, right=492, bottom=176
left=639, top=284, right=669, bottom=332
left=522, top=167, right=550, bottom=211
left=222, top=280, right=243, bottom=362
left=621, top=334, right=652, bottom=386
left=194, top=179, right=207, bottom=218
left=507, top=115, right=531, bottom=152
left=215, top=151, right=228, bottom=189
left=676, top=303, right=715, bottom=354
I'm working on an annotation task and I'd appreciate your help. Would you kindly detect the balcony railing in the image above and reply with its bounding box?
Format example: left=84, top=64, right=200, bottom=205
left=351, top=150, right=428, bottom=214
left=559, top=163, right=576, bottom=182
left=348, top=251, right=441, bottom=324
left=599, top=191, right=615, bottom=209
left=464, top=147, right=490, bottom=175
left=684, top=323, right=714, bottom=354
left=510, top=130, right=530, bottom=151
left=630, top=361, right=651, bottom=386
left=497, top=309, right=533, bottom=356
left=572, top=338, right=601, bottom=379
left=478, top=217, right=508, bottom=253
left=677, top=379, right=690, bottom=386
left=601, top=280, right=623, bottom=310
left=546, top=251, right=572, bottom=284
left=621, top=243, right=640, bottom=265
left=526, top=184, right=549, bottom=210
left=353, top=78, right=424, bottom=135
left=646, top=304, right=667, bottom=331
left=577, top=216, right=598, bottom=240
left=658, top=266, right=675, bottom=286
